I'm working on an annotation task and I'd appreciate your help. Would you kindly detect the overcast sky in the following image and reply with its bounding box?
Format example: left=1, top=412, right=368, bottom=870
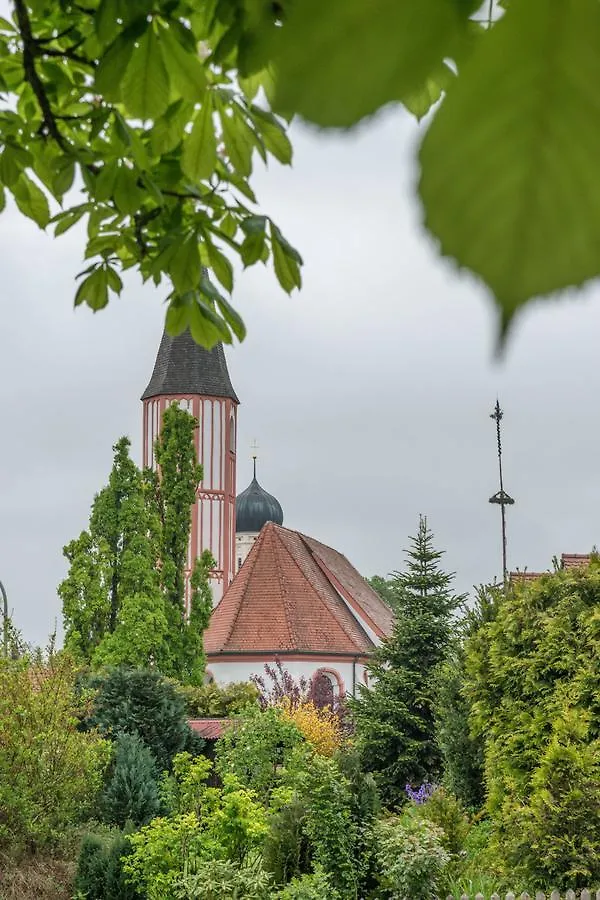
left=2, top=108, right=600, bottom=646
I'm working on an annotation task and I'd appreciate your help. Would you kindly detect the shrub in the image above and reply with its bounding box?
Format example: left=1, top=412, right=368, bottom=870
left=283, top=751, right=359, bottom=897
left=373, top=813, right=450, bottom=900
left=82, top=667, right=200, bottom=770
left=0, top=654, right=110, bottom=852
left=280, top=700, right=343, bottom=757
left=180, top=681, right=259, bottom=717
left=415, top=787, right=470, bottom=857
left=216, top=706, right=304, bottom=800
left=263, top=789, right=309, bottom=886
left=101, top=733, right=162, bottom=828
left=465, top=563, right=600, bottom=888
left=74, top=827, right=141, bottom=900
left=174, top=860, right=271, bottom=899
left=275, top=869, right=339, bottom=900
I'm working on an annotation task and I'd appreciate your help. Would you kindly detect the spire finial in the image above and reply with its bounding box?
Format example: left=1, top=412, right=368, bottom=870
left=250, top=439, right=259, bottom=480
left=488, top=398, right=515, bottom=587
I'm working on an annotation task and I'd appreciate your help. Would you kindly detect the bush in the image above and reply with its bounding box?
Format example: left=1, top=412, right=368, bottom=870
left=275, top=869, right=339, bottom=900
left=0, top=655, right=110, bottom=852
left=465, top=564, right=600, bottom=888
left=216, top=706, right=304, bottom=800
left=263, top=789, right=309, bottom=886
left=280, top=701, right=343, bottom=757
left=415, top=787, right=470, bottom=857
left=174, top=860, right=271, bottom=899
left=83, top=667, right=201, bottom=770
left=74, top=828, right=141, bottom=900
left=101, top=733, right=162, bottom=828
left=373, top=813, right=450, bottom=900
left=180, top=681, right=259, bottom=717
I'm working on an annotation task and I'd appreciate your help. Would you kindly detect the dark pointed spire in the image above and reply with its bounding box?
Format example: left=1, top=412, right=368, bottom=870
left=142, top=330, right=238, bottom=402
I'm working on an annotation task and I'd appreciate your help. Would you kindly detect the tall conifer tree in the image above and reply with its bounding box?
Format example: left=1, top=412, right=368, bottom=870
left=353, top=516, right=464, bottom=808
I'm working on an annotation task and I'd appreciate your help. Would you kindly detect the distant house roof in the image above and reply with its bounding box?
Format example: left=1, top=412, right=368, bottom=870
left=205, top=522, right=394, bottom=657
left=142, top=330, right=238, bottom=402
left=510, top=552, right=593, bottom=583
left=188, top=718, right=233, bottom=740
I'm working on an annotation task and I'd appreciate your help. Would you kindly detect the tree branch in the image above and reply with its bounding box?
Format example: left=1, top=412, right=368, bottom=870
left=39, top=45, right=95, bottom=68
left=13, top=0, right=68, bottom=150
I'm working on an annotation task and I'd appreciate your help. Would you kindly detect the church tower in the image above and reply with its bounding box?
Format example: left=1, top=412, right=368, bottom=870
left=142, top=330, right=239, bottom=605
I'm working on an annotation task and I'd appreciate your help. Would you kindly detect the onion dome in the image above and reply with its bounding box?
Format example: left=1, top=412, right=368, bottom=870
left=236, top=460, right=283, bottom=533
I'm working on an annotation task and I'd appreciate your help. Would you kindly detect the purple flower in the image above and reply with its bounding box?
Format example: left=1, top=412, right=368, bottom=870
left=405, top=782, right=436, bottom=804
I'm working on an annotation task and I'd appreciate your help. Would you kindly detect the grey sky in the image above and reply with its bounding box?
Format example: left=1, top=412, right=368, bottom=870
left=2, top=108, right=599, bottom=646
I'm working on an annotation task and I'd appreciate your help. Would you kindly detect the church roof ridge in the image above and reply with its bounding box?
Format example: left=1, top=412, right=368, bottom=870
left=205, top=521, right=394, bottom=657
left=142, top=330, right=238, bottom=402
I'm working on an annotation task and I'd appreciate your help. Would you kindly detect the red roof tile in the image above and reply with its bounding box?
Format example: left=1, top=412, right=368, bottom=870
left=561, top=553, right=591, bottom=569
left=205, top=523, right=394, bottom=657
left=188, top=718, right=232, bottom=739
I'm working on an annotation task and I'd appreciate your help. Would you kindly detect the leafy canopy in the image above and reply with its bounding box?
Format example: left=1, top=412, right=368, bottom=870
left=1, top=0, right=300, bottom=346
left=5, top=0, right=600, bottom=341
left=60, top=405, right=213, bottom=683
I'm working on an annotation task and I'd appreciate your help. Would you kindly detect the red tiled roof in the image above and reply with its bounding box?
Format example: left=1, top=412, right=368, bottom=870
left=561, top=553, right=591, bottom=569
left=510, top=553, right=593, bottom=584
left=205, top=523, right=393, bottom=657
left=188, top=718, right=232, bottom=739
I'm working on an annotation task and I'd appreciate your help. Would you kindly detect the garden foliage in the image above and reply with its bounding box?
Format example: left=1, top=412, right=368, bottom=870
left=465, top=562, right=600, bottom=888
left=0, top=653, right=110, bottom=852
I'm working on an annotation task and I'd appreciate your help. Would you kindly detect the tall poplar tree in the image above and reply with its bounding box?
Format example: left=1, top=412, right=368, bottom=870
left=60, top=405, right=213, bottom=682
left=353, top=516, right=464, bottom=808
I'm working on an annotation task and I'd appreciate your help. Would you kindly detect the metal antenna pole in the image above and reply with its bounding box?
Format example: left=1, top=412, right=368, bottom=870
left=489, top=400, right=515, bottom=586
left=0, top=580, right=8, bottom=658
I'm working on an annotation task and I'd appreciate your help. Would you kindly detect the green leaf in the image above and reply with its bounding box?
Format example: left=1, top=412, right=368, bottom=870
left=271, top=222, right=301, bottom=293
left=214, top=293, right=246, bottom=341
left=219, top=213, right=237, bottom=239
left=95, top=160, right=118, bottom=203
left=95, top=29, right=138, bottom=101
left=75, top=266, right=109, bottom=310
left=169, top=235, right=201, bottom=293
left=402, top=61, right=455, bottom=121
left=95, top=0, right=121, bottom=45
left=54, top=207, right=86, bottom=236
left=11, top=174, right=50, bottom=228
left=121, top=26, right=171, bottom=120
left=251, top=108, right=292, bottom=165
left=113, top=165, right=143, bottom=215
left=150, top=100, right=191, bottom=156
left=159, top=22, right=207, bottom=102
left=0, top=186, right=6, bottom=213
left=189, top=295, right=231, bottom=346
left=0, top=147, right=22, bottom=187
left=219, top=106, right=255, bottom=177
left=165, top=296, right=190, bottom=336
left=206, top=238, right=234, bottom=292
left=106, top=265, right=123, bottom=294
left=274, top=0, right=466, bottom=127
left=240, top=231, right=265, bottom=267
left=419, top=0, right=600, bottom=337
left=53, top=157, right=76, bottom=198
left=182, top=98, right=217, bottom=183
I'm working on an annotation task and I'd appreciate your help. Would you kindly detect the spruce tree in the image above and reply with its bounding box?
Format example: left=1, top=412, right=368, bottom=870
left=101, top=732, right=162, bottom=828
left=353, top=515, right=464, bottom=808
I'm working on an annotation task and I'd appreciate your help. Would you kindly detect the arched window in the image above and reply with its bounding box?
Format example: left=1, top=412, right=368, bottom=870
left=310, top=668, right=343, bottom=709
left=229, top=415, right=236, bottom=453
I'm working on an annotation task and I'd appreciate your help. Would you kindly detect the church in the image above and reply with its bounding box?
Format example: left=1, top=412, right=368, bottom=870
left=142, top=330, right=394, bottom=698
